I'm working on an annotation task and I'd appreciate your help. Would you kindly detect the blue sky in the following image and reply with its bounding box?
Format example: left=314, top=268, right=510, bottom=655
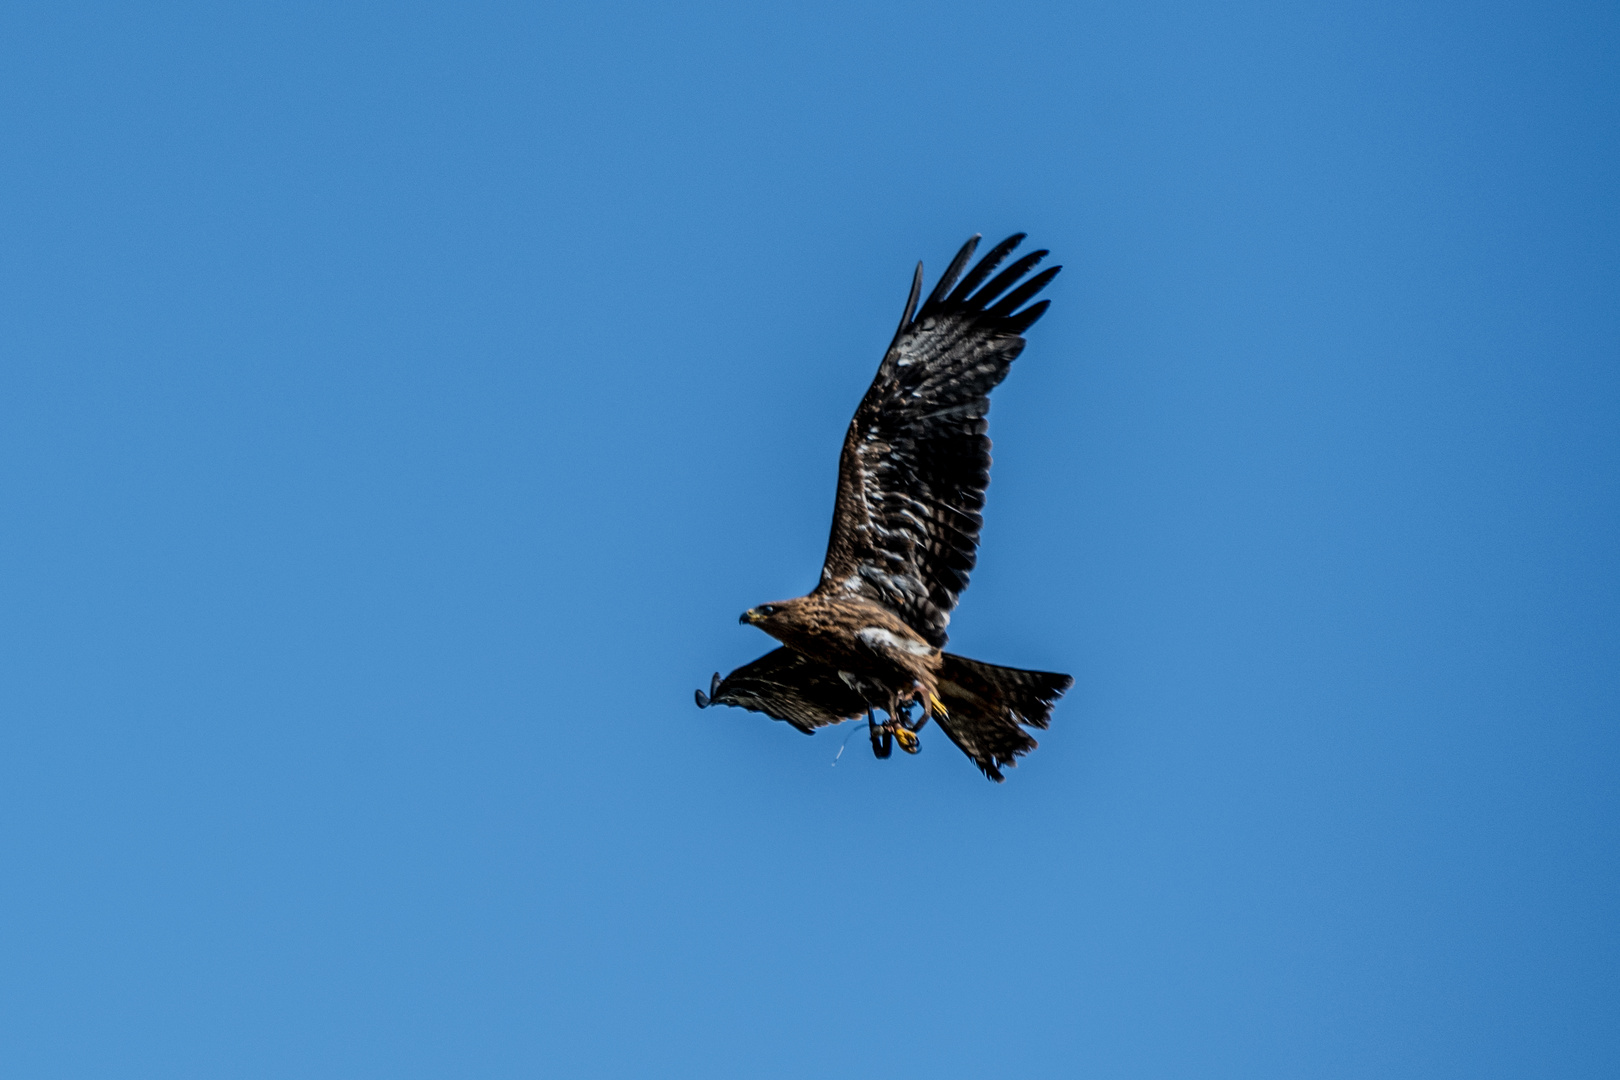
left=1, top=1, right=1616, bottom=1076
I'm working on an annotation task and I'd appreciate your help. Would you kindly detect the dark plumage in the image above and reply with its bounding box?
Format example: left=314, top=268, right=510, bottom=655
left=695, top=234, right=1072, bottom=781
left=694, top=648, right=866, bottom=733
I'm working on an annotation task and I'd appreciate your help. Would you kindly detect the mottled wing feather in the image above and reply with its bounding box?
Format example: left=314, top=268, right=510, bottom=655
left=816, top=234, right=1060, bottom=646
left=704, top=648, right=868, bottom=733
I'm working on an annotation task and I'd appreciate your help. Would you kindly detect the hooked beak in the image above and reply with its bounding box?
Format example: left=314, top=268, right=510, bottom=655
left=739, top=609, right=758, bottom=625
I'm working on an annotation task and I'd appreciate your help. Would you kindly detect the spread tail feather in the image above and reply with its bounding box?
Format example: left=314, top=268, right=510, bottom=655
left=934, top=654, right=1073, bottom=782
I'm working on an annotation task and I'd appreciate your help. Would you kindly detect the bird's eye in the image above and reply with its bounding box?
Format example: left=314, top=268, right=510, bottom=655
left=761, top=605, right=778, bottom=615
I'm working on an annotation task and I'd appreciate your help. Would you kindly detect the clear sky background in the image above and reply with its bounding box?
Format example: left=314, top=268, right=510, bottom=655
left=2, top=1, right=1616, bottom=1077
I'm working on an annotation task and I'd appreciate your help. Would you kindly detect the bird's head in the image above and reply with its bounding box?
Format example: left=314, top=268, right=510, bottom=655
left=739, top=599, right=799, bottom=634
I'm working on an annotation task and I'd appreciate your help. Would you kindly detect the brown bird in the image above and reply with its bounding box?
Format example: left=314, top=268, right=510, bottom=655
left=694, top=233, right=1072, bottom=781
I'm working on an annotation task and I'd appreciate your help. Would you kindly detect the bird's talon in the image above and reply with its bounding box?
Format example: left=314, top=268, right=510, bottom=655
left=894, top=726, right=921, bottom=754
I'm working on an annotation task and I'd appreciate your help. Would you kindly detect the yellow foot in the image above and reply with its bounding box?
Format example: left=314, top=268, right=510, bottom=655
left=894, top=725, right=921, bottom=754
left=927, top=692, right=950, bottom=720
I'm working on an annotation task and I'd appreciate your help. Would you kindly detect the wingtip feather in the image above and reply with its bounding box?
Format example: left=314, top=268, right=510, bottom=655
left=988, top=265, right=1061, bottom=323
left=970, top=250, right=1048, bottom=310
left=922, top=235, right=982, bottom=312
left=948, top=232, right=1026, bottom=304
left=1004, top=298, right=1051, bottom=336
left=885, top=261, right=926, bottom=357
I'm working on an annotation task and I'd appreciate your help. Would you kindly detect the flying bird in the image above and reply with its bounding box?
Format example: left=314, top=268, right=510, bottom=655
left=694, top=233, right=1072, bottom=781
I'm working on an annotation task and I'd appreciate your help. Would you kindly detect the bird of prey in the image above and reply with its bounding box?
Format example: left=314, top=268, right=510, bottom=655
left=694, top=233, right=1072, bottom=781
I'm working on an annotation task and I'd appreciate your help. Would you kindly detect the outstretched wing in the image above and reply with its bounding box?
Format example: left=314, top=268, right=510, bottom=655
left=815, top=234, right=1059, bottom=647
left=693, top=648, right=868, bottom=733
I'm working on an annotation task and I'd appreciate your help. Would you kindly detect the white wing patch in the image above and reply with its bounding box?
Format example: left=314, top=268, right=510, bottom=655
left=856, top=626, right=937, bottom=657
